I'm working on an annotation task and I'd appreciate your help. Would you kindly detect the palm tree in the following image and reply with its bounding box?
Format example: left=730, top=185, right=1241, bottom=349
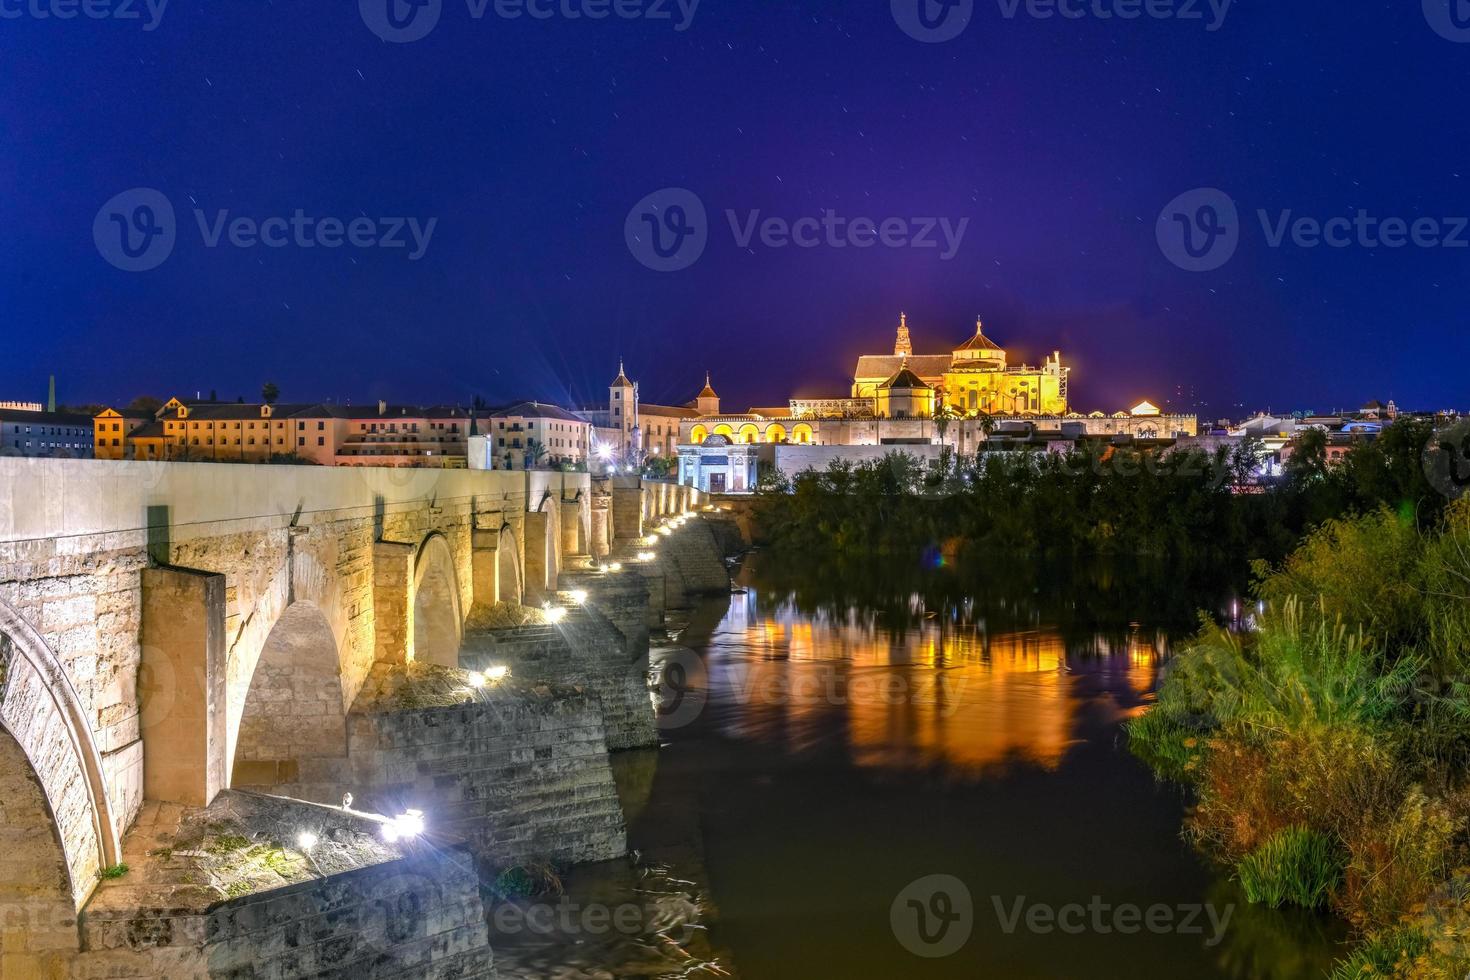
left=933, top=402, right=958, bottom=448
left=525, top=438, right=549, bottom=470
left=975, top=410, right=996, bottom=450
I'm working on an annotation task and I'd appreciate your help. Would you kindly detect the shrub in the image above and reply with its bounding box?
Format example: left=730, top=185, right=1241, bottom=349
left=1236, top=825, right=1344, bottom=909
left=1326, top=926, right=1430, bottom=980
left=1341, top=788, right=1463, bottom=932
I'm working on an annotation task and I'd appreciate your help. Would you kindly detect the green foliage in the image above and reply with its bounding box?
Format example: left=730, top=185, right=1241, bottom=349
left=1325, top=927, right=1430, bottom=980
left=1129, top=502, right=1470, bottom=975
left=1237, top=826, right=1344, bottom=909
left=99, top=863, right=129, bottom=880
left=752, top=418, right=1447, bottom=567
left=643, top=455, right=677, bottom=480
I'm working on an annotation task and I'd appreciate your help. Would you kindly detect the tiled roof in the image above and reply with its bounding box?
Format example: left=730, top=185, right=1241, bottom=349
left=489, top=401, right=586, bottom=423
left=640, top=403, right=701, bottom=419
left=879, top=367, right=932, bottom=390
left=854, top=354, right=951, bottom=380
left=0, top=409, right=93, bottom=425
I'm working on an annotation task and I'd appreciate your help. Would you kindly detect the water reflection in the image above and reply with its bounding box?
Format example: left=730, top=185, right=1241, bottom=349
left=503, top=555, right=1345, bottom=979
left=697, top=571, right=1176, bottom=775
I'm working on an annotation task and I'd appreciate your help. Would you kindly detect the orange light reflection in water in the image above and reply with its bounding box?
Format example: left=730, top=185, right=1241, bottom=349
left=706, top=593, right=1162, bottom=775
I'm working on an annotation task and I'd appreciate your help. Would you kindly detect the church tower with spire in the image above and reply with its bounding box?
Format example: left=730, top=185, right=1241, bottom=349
left=695, top=373, right=720, bottom=416
left=894, top=312, right=913, bottom=357
left=609, top=359, right=639, bottom=454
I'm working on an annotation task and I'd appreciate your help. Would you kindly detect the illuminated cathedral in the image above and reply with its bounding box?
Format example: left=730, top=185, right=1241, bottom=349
left=847, top=313, right=1070, bottom=418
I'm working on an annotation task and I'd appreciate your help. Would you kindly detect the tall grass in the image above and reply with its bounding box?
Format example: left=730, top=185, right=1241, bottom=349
left=1236, top=826, right=1343, bottom=909
left=1127, top=499, right=1470, bottom=977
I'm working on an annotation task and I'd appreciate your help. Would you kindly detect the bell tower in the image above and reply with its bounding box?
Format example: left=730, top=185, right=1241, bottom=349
left=610, top=360, right=638, bottom=454
left=695, top=373, right=720, bottom=416
left=894, top=312, right=913, bottom=357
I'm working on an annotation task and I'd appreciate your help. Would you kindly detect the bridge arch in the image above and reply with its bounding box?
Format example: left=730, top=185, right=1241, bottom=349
left=414, top=533, right=463, bottom=667
left=497, top=525, right=523, bottom=606
left=230, top=601, right=348, bottom=802
left=0, top=725, right=79, bottom=972
left=0, top=598, right=119, bottom=911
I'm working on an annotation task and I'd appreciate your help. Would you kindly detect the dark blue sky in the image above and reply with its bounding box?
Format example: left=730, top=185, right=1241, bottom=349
left=2, top=0, right=1467, bottom=418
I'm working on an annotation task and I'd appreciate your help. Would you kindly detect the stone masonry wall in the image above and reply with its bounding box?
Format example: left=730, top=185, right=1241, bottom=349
left=652, top=519, right=731, bottom=607
left=344, top=668, right=627, bottom=869
left=460, top=601, right=656, bottom=751
left=77, top=846, right=492, bottom=979
left=0, top=458, right=586, bottom=915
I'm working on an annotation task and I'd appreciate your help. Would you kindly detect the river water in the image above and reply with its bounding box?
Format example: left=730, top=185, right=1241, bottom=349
left=490, top=556, right=1346, bottom=979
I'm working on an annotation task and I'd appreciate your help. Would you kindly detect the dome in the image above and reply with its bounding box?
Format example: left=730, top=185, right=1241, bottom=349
left=953, top=318, right=1003, bottom=355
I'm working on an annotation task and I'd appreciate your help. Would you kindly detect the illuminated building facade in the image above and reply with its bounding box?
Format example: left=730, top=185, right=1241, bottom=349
left=850, top=314, right=1070, bottom=418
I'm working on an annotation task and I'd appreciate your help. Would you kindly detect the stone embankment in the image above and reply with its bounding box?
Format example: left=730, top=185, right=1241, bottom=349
left=345, top=663, right=628, bottom=869
left=75, top=791, right=493, bottom=978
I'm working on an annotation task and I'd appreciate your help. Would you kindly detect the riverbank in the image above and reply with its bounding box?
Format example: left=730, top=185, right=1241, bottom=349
left=1129, top=502, right=1470, bottom=979
left=512, top=552, right=1348, bottom=977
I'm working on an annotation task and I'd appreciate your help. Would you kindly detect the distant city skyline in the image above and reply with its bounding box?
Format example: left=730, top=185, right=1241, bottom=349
left=4, top=5, right=1467, bottom=420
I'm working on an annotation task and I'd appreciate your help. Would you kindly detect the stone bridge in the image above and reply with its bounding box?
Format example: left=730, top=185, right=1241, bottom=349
left=0, top=458, right=707, bottom=976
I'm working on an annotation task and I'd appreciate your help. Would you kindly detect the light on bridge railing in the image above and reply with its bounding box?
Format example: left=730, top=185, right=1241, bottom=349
left=382, top=810, right=425, bottom=843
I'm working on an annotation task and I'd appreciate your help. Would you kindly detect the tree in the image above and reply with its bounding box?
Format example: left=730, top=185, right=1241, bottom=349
left=525, top=438, right=548, bottom=470
left=127, top=395, right=162, bottom=415
left=933, top=402, right=958, bottom=448
left=1284, top=427, right=1329, bottom=485
left=261, top=382, right=280, bottom=406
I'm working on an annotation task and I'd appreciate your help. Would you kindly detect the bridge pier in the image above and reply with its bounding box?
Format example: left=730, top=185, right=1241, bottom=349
left=139, top=566, right=228, bottom=809
left=371, top=541, right=416, bottom=666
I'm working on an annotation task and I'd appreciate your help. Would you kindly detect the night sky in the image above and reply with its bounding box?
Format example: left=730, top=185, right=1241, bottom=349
left=2, top=0, right=1467, bottom=419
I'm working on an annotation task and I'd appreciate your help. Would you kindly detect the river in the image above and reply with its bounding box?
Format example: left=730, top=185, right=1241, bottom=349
left=490, top=554, right=1346, bottom=978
